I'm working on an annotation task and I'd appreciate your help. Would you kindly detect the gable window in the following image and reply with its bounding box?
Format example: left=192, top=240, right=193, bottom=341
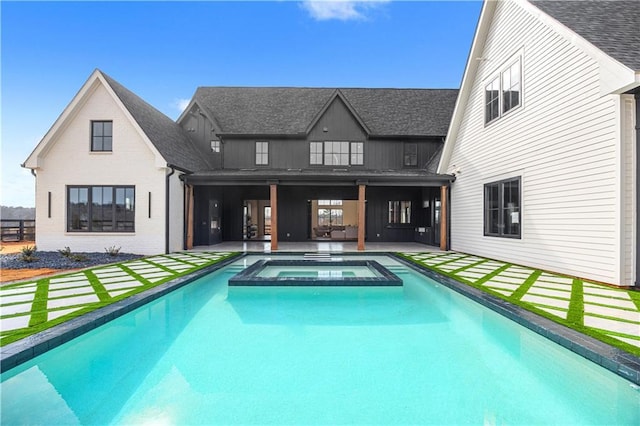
left=210, top=140, right=220, bottom=153
left=388, top=201, right=411, bottom=224
left=350, top=142, right=363, bottom=165
left=67, top=185, right=135, bottom=232
left=404, top=143, right=418, bottom=167
left=502, top=60, right=521, bottom=114
left=485, top=57, right=522, bottom=124
left=91, top=121, right=113, bottom=152
left=325, top=141, right=349, bottom=166
left=310, top=141, right=364, bottom=166
left=484, top=177, right=520, bottom=238
left=310, top=142, right=323, bottom=165
left=255, top=141, right=269, bottom=165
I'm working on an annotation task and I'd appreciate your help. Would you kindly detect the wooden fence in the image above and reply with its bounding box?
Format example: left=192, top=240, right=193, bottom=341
left=1, top=220, right=35, bottom=242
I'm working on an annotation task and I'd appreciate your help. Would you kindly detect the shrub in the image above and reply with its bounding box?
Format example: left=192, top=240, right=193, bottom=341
left=58, top=246, right=72, bottom=257
left=70, top=253, right=88, bottom=262
left=105, top=246, right=121, bottom=257
left=20, top=245, right=38, bottom=263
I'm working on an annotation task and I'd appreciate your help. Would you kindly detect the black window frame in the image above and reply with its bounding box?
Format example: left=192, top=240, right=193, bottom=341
left=67, top=185, right=135, bottom=232
left=484, top=176, right=521, bottom=239
left=403, top=143, right=418, bottom=167
left=91, top=121, right=113, bottom=152
left=388, top=200, right=412, bottom=225
left=255, top=141, right=269, bottom=166
left=309, top=141, right=364, bottom=166
left=484, top=57, right=522, bottom=125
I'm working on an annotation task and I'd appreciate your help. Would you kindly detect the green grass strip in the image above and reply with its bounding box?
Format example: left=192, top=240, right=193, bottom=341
left=1, top=252, right=239, bottom=347
left=28, top=278, right=50, bottom=327
left=566, top=279, right=584, bottom=326
left=511, top=270, right=542, bottom=301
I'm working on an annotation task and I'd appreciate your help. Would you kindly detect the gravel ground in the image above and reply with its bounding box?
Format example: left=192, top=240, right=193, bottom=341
left=0, top=251, right=143, bottom=270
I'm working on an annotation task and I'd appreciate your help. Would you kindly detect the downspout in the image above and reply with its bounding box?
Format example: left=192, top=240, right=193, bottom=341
left=166, top=166, right=176, bottom=254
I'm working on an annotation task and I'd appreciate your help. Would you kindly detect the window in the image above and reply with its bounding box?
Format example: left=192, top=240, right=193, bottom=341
left=91, top=121, right=112, bottom=151
left=388, top=201, right=411, bottom=224
left=318, top=200, right=342, bottom=206
left=404, top=143, right=417, bottom=167
left=502, top=60, right=521, bottom=114
left=485, top=77, right=500, bottom=124
left=324, top=141, right=349, bottom=166
left=67, top=186, right=135, bottom=232
left=310, top=141, right=364, bottom=166
left=210, top=140, right=220, bottom=153
left=255, top=141, right=269, bottom=165
left=350, top=142, right=363, bottom=165
left=318, top=208, right=343, bottom=226
left=484, top=177, right=520, bottom=238
left=310, top=142, right=323, bottom=165
left=485, top=57, right=522, bottom=124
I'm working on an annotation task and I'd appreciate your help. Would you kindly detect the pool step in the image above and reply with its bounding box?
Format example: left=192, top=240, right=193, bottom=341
left=303, top=253, right=332, bottom=260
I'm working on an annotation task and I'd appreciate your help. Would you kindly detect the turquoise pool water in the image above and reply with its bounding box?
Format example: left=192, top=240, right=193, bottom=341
left=1, top=255, right=639, bottom=424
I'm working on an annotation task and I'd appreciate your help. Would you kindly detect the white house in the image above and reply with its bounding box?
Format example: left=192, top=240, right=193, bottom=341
left=23, top=70, right=208, bottom=255
left=439, top=0, right=639, bottom=287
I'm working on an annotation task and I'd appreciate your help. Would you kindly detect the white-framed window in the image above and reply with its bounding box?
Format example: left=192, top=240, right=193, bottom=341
left=255, top=141, right=269, bottom=165
left=485, top=57, right=522, bottom=125
left=484, top=176, right=521, bottom=238
left=210, top=140, right=220, bottom=153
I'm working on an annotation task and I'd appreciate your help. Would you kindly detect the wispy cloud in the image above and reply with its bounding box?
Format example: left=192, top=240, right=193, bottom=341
left=301, top=0, right=389, bottom=21
left=172, top=98, right=191, bottom=113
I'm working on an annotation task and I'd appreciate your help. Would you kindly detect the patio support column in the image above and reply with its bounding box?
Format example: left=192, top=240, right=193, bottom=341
left=440, top=185, right=448, bottom=251
left=358, top=183, right=366, bottom=251
left=185, top=184, right=194, bottom=250
left=270, top=183, right=278, bottom=251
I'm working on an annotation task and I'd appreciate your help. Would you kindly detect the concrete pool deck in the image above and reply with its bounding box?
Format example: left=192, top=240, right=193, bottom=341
left=1, top=250, right=639, bottom=382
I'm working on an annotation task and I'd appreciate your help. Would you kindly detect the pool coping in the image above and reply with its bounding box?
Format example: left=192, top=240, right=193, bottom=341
left=390, top=254, right=640, bottom=386
left=0, top=254, right=240, bottom=373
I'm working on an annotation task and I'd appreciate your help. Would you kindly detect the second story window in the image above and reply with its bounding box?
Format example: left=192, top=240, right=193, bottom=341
left=210, top=140, right=220, bottom=153
left=91, top=121, right=112, bottom=152
left=404, top=143, right=417, bottom=167
left=255, top=141, right=269, bottom=165
left=325, top=141, right=349, bottom=166
left=310, top=141, right=364, bottom=166
left=485, top=56, right=522, bottom=125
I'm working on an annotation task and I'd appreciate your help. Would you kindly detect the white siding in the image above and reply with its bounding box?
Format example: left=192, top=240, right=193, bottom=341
left=34, top=83, right=168, bottom=255
left=447, top=0, right=629, bottom=285
left=621, top=95, right=636, bottom=285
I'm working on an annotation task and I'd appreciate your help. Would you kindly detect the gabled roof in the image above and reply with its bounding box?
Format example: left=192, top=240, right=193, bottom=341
left=24, top=70, right=209, bottom=173
left=438, top=0, right=639, bottom=173
left=530, top=0, right=640, bottom=71
left=100, top=72, right=210, bottom=171
left=193, top=87, right=458, bottom=137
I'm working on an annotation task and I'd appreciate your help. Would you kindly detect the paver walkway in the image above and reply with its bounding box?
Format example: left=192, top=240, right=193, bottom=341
left=401, top=252, right=640, bottom=353
left=0, top=251, right=235, bottom=346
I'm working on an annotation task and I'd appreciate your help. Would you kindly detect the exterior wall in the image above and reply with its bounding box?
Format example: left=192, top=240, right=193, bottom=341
left=168, top=172, right=185, bottom=252
left=446, top=0, right=629, bottom=285
left=34, top=83, right=167, bottom=255
left=621, top=95, right=637, bottom=285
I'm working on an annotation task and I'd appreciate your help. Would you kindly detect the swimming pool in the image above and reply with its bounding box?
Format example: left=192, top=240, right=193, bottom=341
left=2, top=254, right=639, bottom=424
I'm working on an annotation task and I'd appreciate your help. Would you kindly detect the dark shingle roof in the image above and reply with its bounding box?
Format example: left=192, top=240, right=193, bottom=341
left=530, top=0, right=640, bottom=70
left=194, top=87, right=458, bottom=137
left=101, top=71, right=210, bottom=172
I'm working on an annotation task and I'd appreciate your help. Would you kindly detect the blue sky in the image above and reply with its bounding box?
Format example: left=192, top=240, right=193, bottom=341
left=1, top=0, right=482, bottom=208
